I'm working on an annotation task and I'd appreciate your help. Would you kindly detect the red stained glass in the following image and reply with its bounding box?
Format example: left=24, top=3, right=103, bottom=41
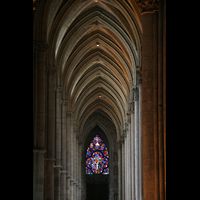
left=86, top=135, right=109, bottom=174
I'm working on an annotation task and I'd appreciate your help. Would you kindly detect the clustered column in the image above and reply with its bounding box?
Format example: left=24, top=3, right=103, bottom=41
left=33, top=41, right=48, bottom=200
left=136, top=0, right=166, bottom=200
left=44, top=65, right=56, bottom=200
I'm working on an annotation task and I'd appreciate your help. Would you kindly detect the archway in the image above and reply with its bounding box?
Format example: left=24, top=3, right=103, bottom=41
left=82, top=119, right=118, bottom=200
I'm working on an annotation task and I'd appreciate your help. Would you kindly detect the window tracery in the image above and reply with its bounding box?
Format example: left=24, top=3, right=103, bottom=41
left=86, top=135, right=109, bottom=174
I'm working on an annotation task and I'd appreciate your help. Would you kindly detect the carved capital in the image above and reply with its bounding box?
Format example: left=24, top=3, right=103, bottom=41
left=133, top=87, right=139, bottom=100
left=61, top=100, right=68, bottom=106
left=55, top=86, right=63, bottom=93
left=131, top=100, right=135, bottom=113
left=136, top=69, right=142, bottom=85
left=66, top=111, right=71, bottom=117
left=123, top=129, right=127, bottom=138
left=136, top=0, right=159, bottom=14
left=127, top=111, right=131, bottom=123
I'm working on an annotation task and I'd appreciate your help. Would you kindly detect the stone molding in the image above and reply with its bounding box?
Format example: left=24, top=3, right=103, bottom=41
left=33, top=149, right=47, bottom=153
left=53, top=165, right=62, bottom=168
left=136, top=0, right=159, bottom=14
left=60, top=171, right=68, bottom=174
left=44, top=158, right=55, bottom=162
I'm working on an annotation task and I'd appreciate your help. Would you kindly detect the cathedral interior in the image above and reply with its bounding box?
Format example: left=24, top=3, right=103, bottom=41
left=33, top=0, right=166, bottom=199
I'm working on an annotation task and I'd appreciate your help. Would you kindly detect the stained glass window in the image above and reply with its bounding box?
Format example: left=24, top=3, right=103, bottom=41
left=86, top=135, right=109, bottom=174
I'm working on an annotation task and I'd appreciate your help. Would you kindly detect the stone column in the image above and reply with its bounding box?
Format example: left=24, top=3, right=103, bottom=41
left=45, top=66, right=56, bottom=200
left=131, top=101, right=135, bottom=200
left=133, top=87, right=139, bottom=200
left=66, top=112, right=71, bottom=200
left=117, top=140, right=122, bottom=200
left=136, top=1, right=161, bottom=200
left=60, top=171, right=67, bottom=200
left=78, top=139, right=82, bottom=200
left=70, top=179, right=74, bottom=200
left=33, top=41, right=48, bottom=200
left=34, top=149, right=46, bottom=200
left=73, top=182, right=77, bottom=200
left=78, top=186, right=82, bottom=200
left=54, top=86, right=63, bottom=200
left=70, top=118, right=74, bottom=200
left=73, top=125, right=77, bottom=200
left=124, top=130, right=127, bottom=200
left=60, top=100, right=68, bottom=200
left=138, top=83, right=143, bottom=200
left=54, top=165, right=62, bottom=200
left=127, top=113, right=131, bottom=200
left=121, top=135, right=125, bottom=200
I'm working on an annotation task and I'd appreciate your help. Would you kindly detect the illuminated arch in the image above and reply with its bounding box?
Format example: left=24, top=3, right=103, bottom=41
left=86, top=135, right=109, bottom=174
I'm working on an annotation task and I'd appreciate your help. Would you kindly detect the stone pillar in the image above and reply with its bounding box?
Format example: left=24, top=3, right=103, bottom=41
left=34, top=149, right=46, bottom=200
left=66, top=112, right=71, bottom=200
left=44, top=158, right=55, bottom=200
left=127, top=113, right=131, bottom=200
left=54, top=165, right=62, bottom=200
left=121, top=135, right=125, bottom=200
left=60, top=171, right=67, bottom=200
left=78, top=187, right=82, bottom=200
left=45, top=66, right=56, bottom=200
left=124, top=130, right=127, bottom=200
left=136, top=1, right=163, bottom=200
left=61, top=100, right=68, bottom=200
left=117, top=140, right=122, bottom=200
left=133, top=87, right=139, bottom=200
left=70, top=179, right=74, bottom=200
left=73, top=125, right=77, bottom=200
left=131, top=101, right=135, bottom=200
left=70, top=118, right=74, bottom=200
left=33, top=41, right=48, bottom=200
left=73, top=182, right=77, bottom=200
left=66, top=175, right=71, bottom=200
left=54, top=86, right=62, bottom=200
left=78, top=139, right=82, bottom=200
left=138, top=83, right=143, bottom=200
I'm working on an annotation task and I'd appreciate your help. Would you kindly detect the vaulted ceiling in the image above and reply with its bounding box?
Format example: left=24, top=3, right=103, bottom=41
left=33, top=0, right=142, bottom=140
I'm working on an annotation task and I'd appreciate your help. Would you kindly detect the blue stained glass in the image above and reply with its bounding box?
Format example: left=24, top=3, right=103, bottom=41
left=86, top=135, right=109, bottom=174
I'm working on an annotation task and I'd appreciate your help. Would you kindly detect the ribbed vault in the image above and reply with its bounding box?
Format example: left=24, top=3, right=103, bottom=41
left=45, top=0, right=142, bottom=141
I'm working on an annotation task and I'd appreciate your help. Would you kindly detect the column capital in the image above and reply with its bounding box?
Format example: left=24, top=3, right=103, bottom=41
left=53, top=165, right=62, bottom=168
left=70, top=179, right=74, bottom=186
left=136, top=69, right=142, bottom=86
left=136, top=0, right=159, bottom=14
left=44, top=158, right=55, bottom=162
left=60, top=171, right=68, bottom=174
left=123, top=129, right=127, bottom=138
left=33, top=149, right=47, bottom=153
left=131, top=100, right=135, bottom=113
left=127, top=111, right=131, bottom=123
left=66, top=111, right=71, bottom=117
left=133, top=87, right=139, bottom=100
left=61, top=100, right=68, bottom=106
left=55, top=86, right=63, bottom=93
